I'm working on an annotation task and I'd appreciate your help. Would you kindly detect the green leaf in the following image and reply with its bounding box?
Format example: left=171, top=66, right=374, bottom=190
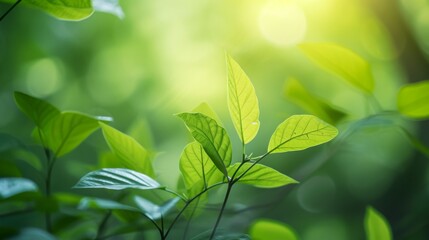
left=14, top=91, right=60, bottom=129
left=192, top=102, right=223, bottom=126
left=92, top=0, right=124, bottom=19
left=397, top=80, right=429, bottom=119
left=365, top=206, right=392, bottom=240
left=177, top=113, right=232, bottom=178
left=100, top=122, right=155, bottom=177
left=9, top=228, right=56, bottom=240
left=0, top=178, right=38, bottom=199
left=134, top=196, right=180, bottom=220
left=78, top=197, right=138, bottom=211
left=21, top=0, right=94, bottom=21
left=179, top=142, right=221, bottom=191
left=299, top=43, right=374, bottom=93
left=268, top=115, right=338, bottom=153
left=249, top=219, right=298, bottom=240
left=226, top=54, right=260, bottom=144
left=43, top=112, right=100, bottom=157
left=284, top=78, right=346, bottom=124
left=228, top=163, right=297, bottom=188
left=73, top=168, right=163, bottom=191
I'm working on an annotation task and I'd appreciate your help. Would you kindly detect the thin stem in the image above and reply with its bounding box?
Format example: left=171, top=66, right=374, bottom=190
left=182, top=197, right=200, bottom=240
left=95, top=211, right=112, bottom=240
left=209, top=183, right=233, bottom=240
left=0, top=0, right=21, bottom=22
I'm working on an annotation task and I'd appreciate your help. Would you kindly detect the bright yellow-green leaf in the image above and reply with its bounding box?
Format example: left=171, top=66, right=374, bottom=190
left=44, top=112, right=100, bottom=157
left=268, top=115, right=338, bottom=153
left=365, top=206, right=392, bottom=240
left=177, top=112, right=232, bottom=178
left=299, top=43, right=374, bottom=93
left=249, top=219, right=298, bottom=240
left=226, top=54, right=260, bottom=144
left=22, top=0, right=94, bottom=20
left=179, top=142, right=222, bottom=193
left=228, top=163, right=297, bottom=188
left=397, top=80, right=429, bottom=119
left=192, top=102, right=223, bottom=126
left=100, top=123, right=155, bottom=178
left=284, top=78, right=346, bottom=124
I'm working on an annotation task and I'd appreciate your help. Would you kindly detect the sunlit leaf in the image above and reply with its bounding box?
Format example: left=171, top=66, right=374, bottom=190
left=299, top=43, right=374, bottom=92
left=74, top=168, right=163, bottom=190
left=365, top=206, right=392, bottom=240
left=92, top=0, right=124, bottom=19
left=100, top=122, right=155, bottom=177
left=21, top=0, right=93, bottom=21
left=134, top=196, right=180, bottom=220
left=43, top=112, right=100, bottom=157
left=0, top=178, right=38, bottom=199
left=193, top=102, right=223, bottom=126
left=226, top=54, right=260, bottom=144
left=228, top=163, right=297, bottom=188
left=397, top=80, right=429, bottom=119
left=177, top=112, right=232, bottom=178
left=78, top=197, right=138, bottom=211
left=14, top=91, right=60, bottom=129
left=249, top=219, right=298, bottom=240
left=268, top=115, right=338, bottom=153
left=284, top=78, right=346, bottom=124
left=179, top=142, right=220, bottom=192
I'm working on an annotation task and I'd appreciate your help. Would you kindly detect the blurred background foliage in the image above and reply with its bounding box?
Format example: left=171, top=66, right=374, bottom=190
left=1, top=0, right=429, bottom=239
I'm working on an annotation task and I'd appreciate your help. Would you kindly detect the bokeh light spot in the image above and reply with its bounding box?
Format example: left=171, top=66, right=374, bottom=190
left=26, top=58, right=63, bottom=98
left=259, top=3, right=307, bottom=46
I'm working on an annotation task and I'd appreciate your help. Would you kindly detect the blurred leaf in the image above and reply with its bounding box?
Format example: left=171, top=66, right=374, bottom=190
left=365, top=206, right=392, bottom=240
left=127, top=118, right=155, bottom=150
left=43, top=112, right=100, bottom=157
left=397, top=80, right=429, bottom=119
left=134, top=196, right=180, bottom=220
left=35, top=196, right=59, bottom=213
left=0, top=133, right=23, bottom=152
left=193, top=102, right=223, bottom=126
left=100, top=122, right=155, bottom=177
left=226, top=54, right=260, bottom=144
left=249, top=219, right=298, bottom=240
left=397, top=126, right=429, bottom=158
left=299, top=43, right=374, bottom=93
left=0, top=178, right=38, bottom=199
left=92, top=0, right=124, bottom=19
left=284, top=78, right=346, bottom=124
left=268, top=115, right=338, bottom=153
left=0, top=160, right=22, bottom=177
left=179, top=142, right=219, bottom=192
left=177, top=112, right=232, bottom=178
left=53, top=192, right=82, bottom=206
left=9, top=149, right=42, bottom=171
left=14, top=91, right=60, bottom=129
left=8, top=228, right=56, bottom=240
left=191, top=230, right=250, bottom=240
left=74, top=168, right=163, bottom=190
left=228, top=163, right=297, bottom=188
left=78, top=197, right=138, bottom=211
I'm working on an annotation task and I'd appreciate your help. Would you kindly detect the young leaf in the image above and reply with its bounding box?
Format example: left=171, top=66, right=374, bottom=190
left=43, top=112, right=100, bottom=157
left=192, top=102, right=223, bottom=125
left=78, top=197, right=139, bottom=212
left=284, top=78, right=346, bottom=124
left=365, top=206, right=392, bottom=240
left=226, top=54, right=260, bottom=144
left=100, top=122, right=155, bottom=177
left=228, top=163, right=297, bottom=188
left=74, top=168, right=163, bottom=191
left=20, top=0, right=94, bottom=21
left=179, top=142, right=220, bottom=191
left=14, top=91, right=60, bottom=129
left=249, top=219, right=298, bottom=240
left=299, top=43, right=374, bottom=93
left=177, top=112, right=232, bottom=178
left=397, top=80, right=429, bottom=119
left=0, top=178, right=38, bottom=199
left=134, top=196, right=180, bottom=220
left=268, top=115, right=338, bottom=153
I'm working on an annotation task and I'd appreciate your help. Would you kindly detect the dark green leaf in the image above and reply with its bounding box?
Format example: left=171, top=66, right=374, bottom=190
left=397, top=80, right=429, bottom=119
left=268, top=115, right=338, bottom=153
left=228, top=163, right=297, bottom=188
left=134, top=196, right=180, bottom=220
left=0, top=178, right=38, bottom=199
left=249, top=219, right=298, bottom=240
left=177, top=112, right=232, bottom=178
left=74, top=168, right=163, bottom=190
left=100, top=122, right=155, bottom=177
left=365, top=206, right=392, bottom=240
left=78, top=197, right=138, bottom=211
left=8, top=228, right=56, bottom=240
